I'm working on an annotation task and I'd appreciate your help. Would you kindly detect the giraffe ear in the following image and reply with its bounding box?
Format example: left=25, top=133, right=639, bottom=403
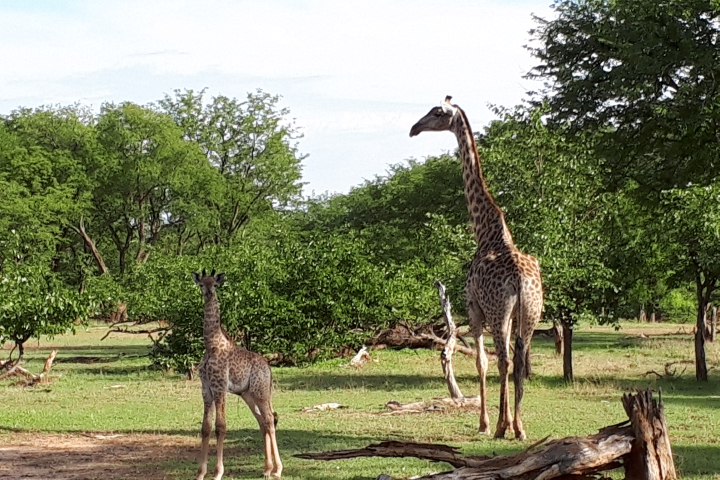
left=215, top=273, right=226, bottom=286
left=192, top=272, right=202, bottom=286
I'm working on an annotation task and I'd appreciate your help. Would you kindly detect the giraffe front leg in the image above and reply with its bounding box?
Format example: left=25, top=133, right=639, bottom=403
left=196, top=397, right=215, bottom=480
left=213, top=394, right=227, bottom=480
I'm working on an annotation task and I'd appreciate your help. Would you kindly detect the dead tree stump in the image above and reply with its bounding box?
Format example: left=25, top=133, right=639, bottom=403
left=622, top=390, right=676, bottom=480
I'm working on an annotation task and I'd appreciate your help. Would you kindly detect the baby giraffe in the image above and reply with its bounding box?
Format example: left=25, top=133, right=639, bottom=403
left=193, top=270, right=282, bottom=480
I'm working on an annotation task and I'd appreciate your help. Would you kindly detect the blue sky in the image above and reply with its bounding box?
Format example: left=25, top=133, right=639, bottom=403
left=0, top=0, right=555, bottom=195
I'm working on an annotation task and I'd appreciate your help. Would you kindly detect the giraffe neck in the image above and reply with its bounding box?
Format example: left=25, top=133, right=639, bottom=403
left=203, top=292, right=227, bottom=350
left=451, top=109, right=514, bottom=252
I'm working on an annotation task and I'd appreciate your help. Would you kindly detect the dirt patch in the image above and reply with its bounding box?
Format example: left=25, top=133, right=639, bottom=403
left=0, top=433, right=199, bottom=480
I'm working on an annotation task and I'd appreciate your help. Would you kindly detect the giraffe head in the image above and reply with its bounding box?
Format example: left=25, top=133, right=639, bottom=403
left=409, top=96, right=458, bottom=137
left=192, top=269, right=226, bottom=298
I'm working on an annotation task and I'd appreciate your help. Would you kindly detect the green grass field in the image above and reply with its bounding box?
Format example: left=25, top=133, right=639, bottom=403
left=1, top=322, right=719, bottom=480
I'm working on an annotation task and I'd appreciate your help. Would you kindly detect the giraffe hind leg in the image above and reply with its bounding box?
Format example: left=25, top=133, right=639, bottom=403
left=242, top=393, right=283, bottom=478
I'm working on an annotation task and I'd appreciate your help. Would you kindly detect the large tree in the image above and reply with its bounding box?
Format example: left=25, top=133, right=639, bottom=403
left=158, top=89, right=304, bottom=246
left=529, top=0, right=720, bottom=379
left=528, top=0, right=720, bottom=192
left=94, top=102, right=219, bottom=272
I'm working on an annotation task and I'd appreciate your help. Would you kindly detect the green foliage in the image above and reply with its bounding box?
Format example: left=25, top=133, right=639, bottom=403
left=96, top=231, right=441, bottom=372
left=158, top=89, right=304, bottom=245
left=529, top=0, right=720, bottom=192
left=0, top=236, right=93, bottom=359
left=659, top=288, right=696, bottom=323
left=94, top=102, right=219, bottom=271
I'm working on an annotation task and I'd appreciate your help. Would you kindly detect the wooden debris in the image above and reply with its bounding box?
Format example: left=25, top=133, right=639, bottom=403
left=435, top=281, right=463, bottom=399
left=300, top=390, right=675, bottom=480
left=349, top=346, right=371, bottom=368
left=297, top=441, right=489, bottom=468
left=384, top=397, right=482, bottom=415
left=0, top=350, right=57, bottom=386
left=302, top=403, right=347, bottom=413
left=622, top=390, right=676, bottom=480
left=643, top=361, right=692, bottom=379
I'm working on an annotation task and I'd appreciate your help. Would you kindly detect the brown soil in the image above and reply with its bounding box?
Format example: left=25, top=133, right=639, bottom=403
left=0, top=433, right=198, bottom=480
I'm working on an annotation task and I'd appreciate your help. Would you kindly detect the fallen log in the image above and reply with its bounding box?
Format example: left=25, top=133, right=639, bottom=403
left=298, top=389, right=675, bottom=480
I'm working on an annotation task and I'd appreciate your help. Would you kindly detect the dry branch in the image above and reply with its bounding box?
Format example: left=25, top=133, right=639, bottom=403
left=300, top=390, right=675, bottom=480
left=0, top=350, right=57, bottom=386
left=383, top=397, right=483, bottom=415
left=349, top=346, right=371, bottom=368
left=297, top=441, right=490, bottom=468
left=435, top=280, right=463, bottom=398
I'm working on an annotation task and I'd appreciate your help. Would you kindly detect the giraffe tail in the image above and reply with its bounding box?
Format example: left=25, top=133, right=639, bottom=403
left=513, top=282, right=530, bottom=382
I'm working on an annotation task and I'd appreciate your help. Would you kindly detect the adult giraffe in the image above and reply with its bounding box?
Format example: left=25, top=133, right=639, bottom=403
left=410, top=97, right=543, bottom=440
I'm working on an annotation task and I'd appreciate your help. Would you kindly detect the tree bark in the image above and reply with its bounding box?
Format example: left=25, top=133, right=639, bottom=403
left=709, top=306, right=717, bottom=342
left=694, top=305, right=708, bottom=381
left=694, top=270, right=711, bottom=381
left=561, top=318, right=573, bottom=382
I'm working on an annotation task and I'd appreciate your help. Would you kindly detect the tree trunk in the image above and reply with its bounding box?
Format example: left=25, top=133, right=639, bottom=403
left=71, top=217, right=109, bottom=275
left=695, top=301, right=708, bottom=381
left=552, top=321, right=563, bottom=355
left=694, top=270, right=712, bottom=382
left=639, top=307, right=646, bottom=323
left=561, top=319, right=573, bottom=382
left=709, top=306, right=717, bottom=343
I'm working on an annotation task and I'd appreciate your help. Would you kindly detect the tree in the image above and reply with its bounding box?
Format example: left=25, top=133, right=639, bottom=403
left=94, top=102, right=219, bottom=272
left=0, top=233, right=92, bottom=365
left=529, top=0, right=720, bottom=380
left=0, top=106, right=101, bottom=282
left=656, top=184, right=720, bottom=380
left=528, top=0, right=720, bottom=193
left=158, top=89, right=304, bottom=246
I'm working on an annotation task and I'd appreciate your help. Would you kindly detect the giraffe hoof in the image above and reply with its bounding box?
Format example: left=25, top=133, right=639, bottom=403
left=516, top=431, right=527, bottom=441
left=479, top=426, right=491, bottom=435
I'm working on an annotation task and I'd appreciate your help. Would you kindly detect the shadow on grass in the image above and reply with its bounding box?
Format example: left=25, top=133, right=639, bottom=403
left=0, top=426, right=397, bottom=480
left=674, top=444, right=720, bottom=476
left=276, top=373, right=448, bottom=392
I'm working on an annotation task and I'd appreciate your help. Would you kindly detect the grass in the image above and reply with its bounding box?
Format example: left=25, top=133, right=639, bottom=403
left=1, top=322, right=719, bottom=479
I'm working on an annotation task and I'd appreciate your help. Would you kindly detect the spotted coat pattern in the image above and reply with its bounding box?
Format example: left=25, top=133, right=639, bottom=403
left=193, top=272, right=282, bottom=480
left=410, top=99, right=544, bottom=440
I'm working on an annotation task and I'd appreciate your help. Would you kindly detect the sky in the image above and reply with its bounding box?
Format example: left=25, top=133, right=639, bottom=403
left=0, top=0, right=556, bottom=196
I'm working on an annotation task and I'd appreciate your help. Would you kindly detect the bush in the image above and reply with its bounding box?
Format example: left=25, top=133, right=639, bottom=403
left=101, top=232, right=448, bottom=373
left=659, top=287, right=696, bottom=323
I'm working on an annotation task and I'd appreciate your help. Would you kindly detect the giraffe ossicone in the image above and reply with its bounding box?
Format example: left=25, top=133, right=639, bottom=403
left=410, top=99, right=544, bottom=441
